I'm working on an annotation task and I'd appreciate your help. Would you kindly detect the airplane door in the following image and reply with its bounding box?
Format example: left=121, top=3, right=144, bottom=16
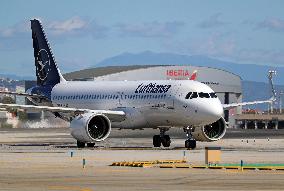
left=165, top=97, right=175, bottom=110
left=166, top=83, right=181, bottom=110
left=116, top=91, right=124, bottom=107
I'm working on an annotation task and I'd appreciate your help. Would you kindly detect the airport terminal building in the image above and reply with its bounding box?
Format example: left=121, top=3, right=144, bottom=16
left=64, top=65, right=242, bottom=128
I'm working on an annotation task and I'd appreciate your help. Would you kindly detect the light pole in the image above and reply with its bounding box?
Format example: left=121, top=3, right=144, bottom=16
left=268, top=70, right=277, bottom=114
left=280, top=91, right=284, bottom=114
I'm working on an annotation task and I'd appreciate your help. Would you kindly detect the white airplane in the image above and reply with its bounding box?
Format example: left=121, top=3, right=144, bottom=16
left=0, top=19, right=276, bottom=149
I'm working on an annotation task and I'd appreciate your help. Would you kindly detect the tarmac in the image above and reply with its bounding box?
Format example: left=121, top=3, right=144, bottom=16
left=0, top=127, right=284, bottom=191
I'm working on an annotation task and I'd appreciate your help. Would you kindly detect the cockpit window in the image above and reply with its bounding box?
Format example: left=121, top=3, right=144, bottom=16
left=185, top=92, right=192, bottom=99
left=185, top=92, right=217, bottom=99
left=210, top=92, right=218, bottom=98
left=198, top=92, right=210, bottom=98
left=191, top=92, right=198, bottom=99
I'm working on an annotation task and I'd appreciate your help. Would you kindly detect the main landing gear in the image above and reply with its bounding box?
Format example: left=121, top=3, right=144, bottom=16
left=77, top=140, right=85, bottom=148
left=77, top=141, right=95, bottom=148
left=87, top=143, right=96, bottom=148
left=153, top=128, right=171, bottom=148
left=184, top=126, right=196, bottom=149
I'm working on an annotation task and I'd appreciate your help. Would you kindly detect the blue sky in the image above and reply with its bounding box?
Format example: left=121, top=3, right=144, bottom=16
left=0, top=0, right=284, bottom=76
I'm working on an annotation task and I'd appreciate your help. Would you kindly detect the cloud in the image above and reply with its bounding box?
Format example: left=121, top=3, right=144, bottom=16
left=163, top=31, right=283, bottom=66
left=189, top=35, right=284, bottom=66
left=0, top=20, right=29, bottom=38
left=0, top=20, right=30, bottom=50
left=256, top=18, right=284, bottom=32
left=172, top=32, right=236, bottom=58
left=197, top=13, right=227, bottom=28
left=236, top=49, right=284, bottom=65
left=0, top=17, right=185, bottom=51
left=115, top=21, right=185, bottom=38
left=0, top=17, right=109, bottom=50
left=47, top=16, right=108, bottom=38
left=48, top=17, right=88, bottom=35
left=197, top=34, right=235, bottom=57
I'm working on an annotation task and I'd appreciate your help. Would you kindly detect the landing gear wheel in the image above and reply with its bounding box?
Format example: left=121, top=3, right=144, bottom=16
left=77, top=141, right=85, bottom=148
left=153, top=135, right=161, bottom=147
left=161, top=135, right=171, bottom=147
left=87, top=143, right=95, bottom=148
left=185, top=139, right=196, bottom=149
left=183, top=126, right=197, bottom=149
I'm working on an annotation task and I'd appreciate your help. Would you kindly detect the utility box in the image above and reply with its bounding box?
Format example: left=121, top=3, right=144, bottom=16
left=205, top=147, right=221, bottom=165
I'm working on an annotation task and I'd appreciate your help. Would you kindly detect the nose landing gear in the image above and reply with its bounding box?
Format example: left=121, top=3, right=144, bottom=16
left=184, top=126, right=196, bottom=149
left=153, top=128, right=171, bottom=147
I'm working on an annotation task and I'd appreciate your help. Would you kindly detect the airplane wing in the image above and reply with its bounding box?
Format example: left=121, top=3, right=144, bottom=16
left=0, top=91, right=125, bottom=121
left=224, top=70, right=277, bottom=110
left=0, top=103, right=126, bottom=122
left=223, top=98, right=274, bottom=110
left=0, top=91, right=46, bottom=99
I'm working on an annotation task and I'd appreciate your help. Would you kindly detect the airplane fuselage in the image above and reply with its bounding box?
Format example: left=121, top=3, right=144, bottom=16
left=50, top=80, right=224, bottom=129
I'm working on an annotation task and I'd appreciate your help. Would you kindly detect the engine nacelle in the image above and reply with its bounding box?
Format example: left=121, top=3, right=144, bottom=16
left=70, top=113, right=111, bottom=143
left=192, top=117, right=227, bottom=142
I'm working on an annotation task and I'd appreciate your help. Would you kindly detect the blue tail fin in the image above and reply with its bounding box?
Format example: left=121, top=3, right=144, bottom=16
left=31, top=19, right=65, bottom=86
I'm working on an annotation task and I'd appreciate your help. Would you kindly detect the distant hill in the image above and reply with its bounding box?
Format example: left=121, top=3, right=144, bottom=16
left=95, top=51, right=283, bottom=85
left=0, top=73, right=34, bottom=81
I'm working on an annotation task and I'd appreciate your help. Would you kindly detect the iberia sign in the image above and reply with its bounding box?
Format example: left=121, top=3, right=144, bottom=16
left=166, top=69, right=197, bottom=80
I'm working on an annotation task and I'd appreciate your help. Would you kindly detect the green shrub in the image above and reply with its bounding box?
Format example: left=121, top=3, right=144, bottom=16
left=1, top=122, right=13, bottom=128
left=17, top=111, right=28, bottom=121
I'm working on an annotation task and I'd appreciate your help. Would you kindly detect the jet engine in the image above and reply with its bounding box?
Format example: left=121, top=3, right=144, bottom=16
left=70, top=113, right=111, bottom=143
left=192, top=117, right=227, bottom=142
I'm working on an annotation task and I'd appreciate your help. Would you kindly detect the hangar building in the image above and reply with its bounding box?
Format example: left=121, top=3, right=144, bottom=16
left=64, top=65, right=242, bottom=127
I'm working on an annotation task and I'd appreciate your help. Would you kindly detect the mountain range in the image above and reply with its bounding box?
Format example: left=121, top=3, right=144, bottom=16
left=95, top=51, right=283, bottom=85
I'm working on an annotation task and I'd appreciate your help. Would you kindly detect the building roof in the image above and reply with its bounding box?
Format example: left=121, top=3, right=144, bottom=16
left=63, top=65, right=163, bottom=80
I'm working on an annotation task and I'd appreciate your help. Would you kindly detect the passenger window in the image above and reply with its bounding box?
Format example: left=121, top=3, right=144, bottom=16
left=198, top=92, right=210, bottom=98
left=190, top=92, right=198, bottom=99
left=185, top=92, right=192, bottom=99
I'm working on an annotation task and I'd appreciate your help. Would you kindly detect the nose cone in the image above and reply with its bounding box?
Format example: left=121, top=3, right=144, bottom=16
left=198, top=99, right=224, bottom=125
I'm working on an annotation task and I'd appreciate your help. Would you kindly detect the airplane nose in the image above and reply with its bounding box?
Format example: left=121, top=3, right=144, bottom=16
left=199, top=100, right=224, bottom=124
